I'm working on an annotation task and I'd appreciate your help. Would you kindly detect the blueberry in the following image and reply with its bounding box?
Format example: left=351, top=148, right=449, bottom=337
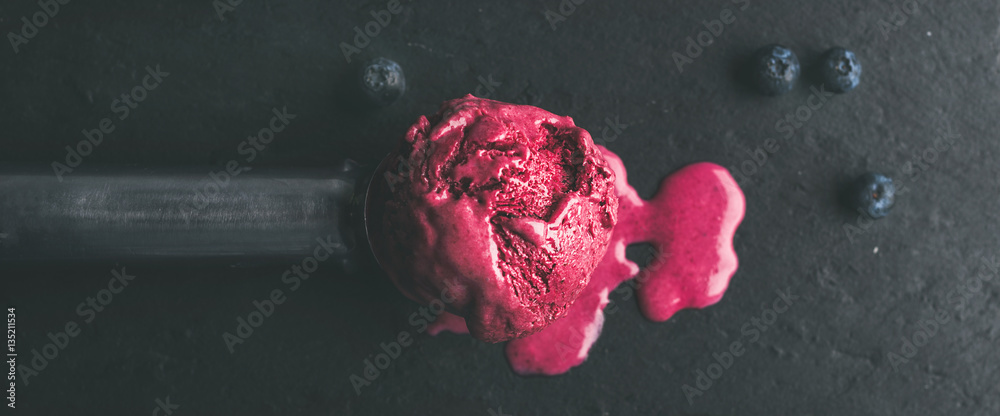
left=820, top=47, right=861, bottom=93
left=750, top=44, right=800, bottom=96
left=358, top=58, right=405, bottom=107
left=852, top=173, right=895, bottom=219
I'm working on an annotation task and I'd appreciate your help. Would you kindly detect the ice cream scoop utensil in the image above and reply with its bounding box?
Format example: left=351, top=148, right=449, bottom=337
left=0, top=161, right=368, bottom=262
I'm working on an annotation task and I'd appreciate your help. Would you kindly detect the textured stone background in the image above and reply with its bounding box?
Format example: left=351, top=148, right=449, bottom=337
left=2, top=0, right=999, bottom=414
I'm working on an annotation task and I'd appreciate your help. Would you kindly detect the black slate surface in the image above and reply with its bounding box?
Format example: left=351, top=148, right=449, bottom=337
left=2, top=0, right=1000, bottom=415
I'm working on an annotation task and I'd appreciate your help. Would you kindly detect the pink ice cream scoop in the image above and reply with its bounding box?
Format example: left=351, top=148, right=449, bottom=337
left=367, top=95, right=619, bottom=343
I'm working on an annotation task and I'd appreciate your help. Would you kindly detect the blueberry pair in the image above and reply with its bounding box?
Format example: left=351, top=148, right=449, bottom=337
left=751, top=45, right=861, bottom=96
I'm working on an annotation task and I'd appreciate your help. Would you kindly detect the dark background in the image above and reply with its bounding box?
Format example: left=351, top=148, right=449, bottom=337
left=2, top=0, right=999, bottom=414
